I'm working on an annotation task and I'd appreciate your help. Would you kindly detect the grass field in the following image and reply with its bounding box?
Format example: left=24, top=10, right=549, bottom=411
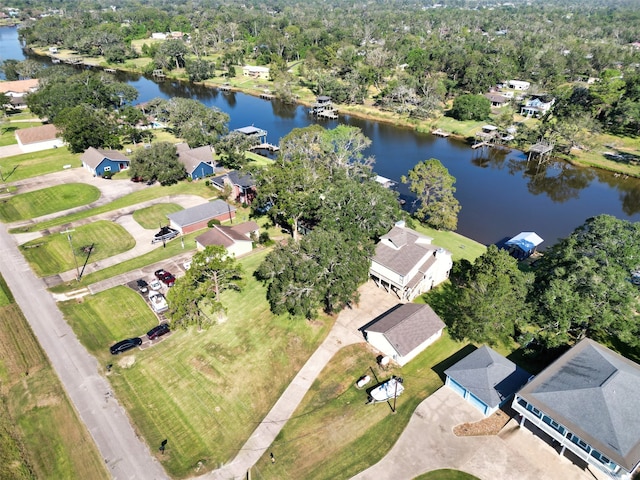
left=252, top=333, right=469, bottom=479
left=0, top=275, right=108, bottom=480
left=414, top=470, right=480, bottom=480
left=0, top=121, right=43, bottom=146
left=60, top=250, right=332, bottom=478
left=21, top=220, right=135, bottom=276
left=133, top=203, right=184, bottom=229
left=0, top=183, right=100, bottom=223
left=0, top=147, right=80, bottom=183
left=411, top=223, right=487, bottom=262
left=11, top=181, right=213, bottom=233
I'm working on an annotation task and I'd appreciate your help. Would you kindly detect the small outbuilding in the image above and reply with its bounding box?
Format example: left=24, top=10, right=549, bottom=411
left=445, top=346, right=531, bottom=417
left=167, top=200, right=236, bottom=234
left=81, top=147, right=130, bottom=177
left=14, top=124, right=64, bottom=153
left=195, top=221, right=259, bottom=257
left=504, top=231, right=543, bottom=259
left=362, top=303, right=445, bottom=366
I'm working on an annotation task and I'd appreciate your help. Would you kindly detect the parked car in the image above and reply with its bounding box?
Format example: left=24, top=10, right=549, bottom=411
left=147, top=323, right=171, bottom=340
left=148, top=291, right=169, bottom=313
left=136, top=279, right=149, bottom=293
left=155, top=269, right=176, bottom=287
left=110, top=337, right=142, bottom=355
left=149, top=278, right=162, bottom=291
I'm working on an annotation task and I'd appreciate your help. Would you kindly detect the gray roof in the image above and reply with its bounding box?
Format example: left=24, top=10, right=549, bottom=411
left=167, top=200, right=236, bottom=227
left=195, top=224, right=251, bottom=248
left=81, top=147, right=130, bottom=169
left=365, top=303, right=445, bottom=357
left=235, top=126, right=265, bottom=135
left=373, top=226, right=438, bottom=277
left=176, top=143, right=215, bottom=174
left=211, top=170, right=255, bottom=189
left=445, top=346, right=531, bottom=408
left=517, top=338, right=640, bottom=471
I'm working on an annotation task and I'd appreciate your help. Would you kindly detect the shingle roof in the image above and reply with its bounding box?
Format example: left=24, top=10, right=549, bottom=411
left=211, top=171, right=255, bottom=189
left=195, top=224, right=253, bottom=248
left=15, top=124, right=60, bottom=145
left=365, top=303, right=445, bottom=357
left=230, top=221, right=259, bottom=236
left=176, top=143, right=215, bottom=174
left=0, top=78, right=38, bottom=94
left=80, top=147, right=130, bottom=169
left=517, top=338, right=640, bottom=471
left=373, top=226, right=438, bottom=276
left=445, top=346, right=531, bottom=408
left=167, top=200, right=236, bottom=227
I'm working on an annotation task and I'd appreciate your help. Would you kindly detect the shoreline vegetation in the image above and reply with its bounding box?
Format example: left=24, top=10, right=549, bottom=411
left=25, top=45, right=640, bottom=179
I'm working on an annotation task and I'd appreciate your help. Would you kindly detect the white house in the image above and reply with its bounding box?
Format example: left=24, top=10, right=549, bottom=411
left=363, top=303, right=445, bottom=366
left=14, top=124, right=64, bottom=153
left=513, top=339, right=640, bottom=480
left=194, top=221, right=259, bottom=258
left=521, top=97, right=555, bottom=117
left=370, top=221, right=452, bottom=301
left=242, top=65, right=270, bottom=79
left=508, top=80, right=531, bottom=91
left=0, top=78, right=39, bottom=98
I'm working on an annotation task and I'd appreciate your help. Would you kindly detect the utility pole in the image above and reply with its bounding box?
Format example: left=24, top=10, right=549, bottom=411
left=61, top=229, right=80, bottom=281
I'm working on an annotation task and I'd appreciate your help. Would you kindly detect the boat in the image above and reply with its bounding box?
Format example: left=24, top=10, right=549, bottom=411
left=149, top=291, right=168, bottom=313
left=368, top=376, right=404, bottom=403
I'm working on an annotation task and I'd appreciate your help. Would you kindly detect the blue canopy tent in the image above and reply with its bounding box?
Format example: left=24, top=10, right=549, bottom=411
left=505, top=232, right=543, bottom=259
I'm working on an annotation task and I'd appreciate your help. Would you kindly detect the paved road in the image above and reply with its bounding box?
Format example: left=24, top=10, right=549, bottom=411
left=0, top=224, right=168, bottom=480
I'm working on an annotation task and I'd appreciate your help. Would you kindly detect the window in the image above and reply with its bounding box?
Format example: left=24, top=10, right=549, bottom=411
left=104, top=166, right=111, bottom=172
left=542, top=415, right=565, bottom=434
left=526, top=404, right=542, bottom=418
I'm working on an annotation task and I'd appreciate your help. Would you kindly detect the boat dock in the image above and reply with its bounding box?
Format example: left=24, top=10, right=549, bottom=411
left=250, top=143, right=280, bottom=152
left=260, top=90, right=275, bottom=100
left=471, top=141, right=491, bottom=149
left=432, top=129, right=451, bottom=137
left=219, top=83, right=232, bottom=92
left=317, top=109, right=338, bottom=119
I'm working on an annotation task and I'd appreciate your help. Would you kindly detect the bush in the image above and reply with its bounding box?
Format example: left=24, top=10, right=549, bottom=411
left=208, top=219, right=221, bottom=227
left=259, top=231, right=274, bottom=246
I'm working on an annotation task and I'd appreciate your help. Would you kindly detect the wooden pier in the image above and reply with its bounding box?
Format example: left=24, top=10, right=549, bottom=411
left=317, top=109, right=339, bottom=119
left=219, top=83, right=232, bottom=92
left=260, top=90, right=275, bottom=100
left=104, top=68, right=116, bottom=73
left=152, top=69, right=166, bottom=79
left=250, top=143, right=280, bottom=152
left=527, top=141, right=554, bottom=163
left=432, top=129, right=451, bottom=137
left=471, top=141, right=491, bottom=149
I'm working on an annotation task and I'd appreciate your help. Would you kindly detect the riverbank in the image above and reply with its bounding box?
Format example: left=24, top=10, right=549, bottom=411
left=27, top=46, right=640, bottom=178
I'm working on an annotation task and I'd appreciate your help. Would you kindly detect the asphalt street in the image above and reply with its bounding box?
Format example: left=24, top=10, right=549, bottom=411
left=0, top=224, right=168, bottom=480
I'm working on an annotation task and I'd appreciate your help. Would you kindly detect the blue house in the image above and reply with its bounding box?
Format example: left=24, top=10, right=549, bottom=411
left=81, top=147, right=130, bottom=177
left=445, top=345, right=530, bottom=417
left=513, top=339, right=640, bottom=479
left=176, top=143, right=219, bottom=180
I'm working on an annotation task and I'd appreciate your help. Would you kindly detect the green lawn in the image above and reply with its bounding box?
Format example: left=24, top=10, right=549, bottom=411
left=60, top=251, right=332, bottom=478
left=0, top=276, right=108, bottom=480
left=253, top=332, right=469, bottom=479
left=0, top=183, right=100, bottom=223
left=11, top=181, right=213, bottom=233
left=133, top=203, right=184, bottom=229
left=0, top=121, right=43, bottom=146
left=413, top=470, right=480, bottom=480
left=20, top=220, right=135, bottom=276
left=0, top=147, right=81, bottom=183
left=412, top=223, right=487, bottom=262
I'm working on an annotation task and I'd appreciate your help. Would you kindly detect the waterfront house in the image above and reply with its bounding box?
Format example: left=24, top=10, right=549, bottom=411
left=0, top=78, right=39, bottom=98
left=81, top=147, right=130, bottom=177
left=369, top=221, right=453, bottom=301
left=521, top=96, right=555, bottom=117
left=362, top=303, right=445, bottom=366
left=210, top=171, right=256, bottom=205
left=242, top=65, right=270, bottom=79
left=176, top=143, right=219, bottom=180
left=484, top=92, right=509, bottom=107
left=512, top=338, right=640, bottom=480
left=507, top=80, right=531, bottom=91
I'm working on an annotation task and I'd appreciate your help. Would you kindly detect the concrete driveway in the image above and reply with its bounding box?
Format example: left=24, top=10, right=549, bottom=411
left=352, top=387, right=607, bottom=480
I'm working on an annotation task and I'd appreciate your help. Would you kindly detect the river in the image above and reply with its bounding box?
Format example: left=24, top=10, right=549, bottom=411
left=3, top=25, right=640, bottom=248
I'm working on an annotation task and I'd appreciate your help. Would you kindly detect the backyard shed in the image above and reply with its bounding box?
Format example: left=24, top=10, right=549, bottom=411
left=445, top=346, right=531, bottom=417
left=362, top=303, right=445, bottom=366
left=167, top=200, right=236, bottom=234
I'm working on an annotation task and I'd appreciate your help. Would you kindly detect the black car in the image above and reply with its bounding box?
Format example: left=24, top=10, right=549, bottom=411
left=147, top=323, right=171, bottom=340
left=110, top=337, right=142, bottom=355
left=136, top=279, right=149, bottom=293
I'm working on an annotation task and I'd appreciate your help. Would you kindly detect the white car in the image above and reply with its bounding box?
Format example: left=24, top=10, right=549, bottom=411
left=148, top=291, right=168, bottom=313
left=149, top=279, right=162, bottom=291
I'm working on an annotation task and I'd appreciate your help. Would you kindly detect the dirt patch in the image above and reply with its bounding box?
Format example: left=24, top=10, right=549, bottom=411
left=454, top=409, right=511, bottom=436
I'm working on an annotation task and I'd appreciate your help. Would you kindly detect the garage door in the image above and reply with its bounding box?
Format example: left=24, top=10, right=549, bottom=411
left=447, top=377, right=467, bottom=398
left=468, top=392, right=488, bottom=415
